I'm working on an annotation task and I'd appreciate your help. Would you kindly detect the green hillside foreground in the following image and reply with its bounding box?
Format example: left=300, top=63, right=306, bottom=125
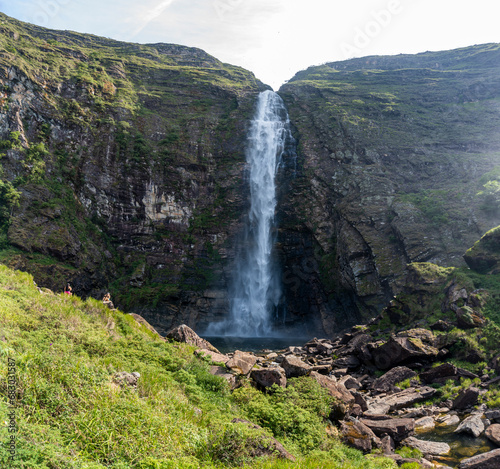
left=0, top=264, right=397, bottom=468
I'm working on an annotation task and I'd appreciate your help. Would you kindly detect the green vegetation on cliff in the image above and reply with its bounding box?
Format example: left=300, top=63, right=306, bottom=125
left=0, top=264, right=396, bottom=468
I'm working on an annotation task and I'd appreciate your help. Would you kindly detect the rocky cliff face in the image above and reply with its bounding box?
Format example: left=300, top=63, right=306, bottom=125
left=1, top=13, right=500, bottom=337
left=278, top=44, right=500, bottom=334
left=0, top=13, right=269, bottom=333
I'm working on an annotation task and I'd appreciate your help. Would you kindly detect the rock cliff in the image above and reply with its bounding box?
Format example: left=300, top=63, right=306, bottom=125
left=278, top=44, right=500, bottom=333
left=0, top=13, right=268, bottom=333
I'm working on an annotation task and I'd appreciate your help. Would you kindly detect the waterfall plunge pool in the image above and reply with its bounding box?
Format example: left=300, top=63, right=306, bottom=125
left=200, top=336, right=310, bottom=354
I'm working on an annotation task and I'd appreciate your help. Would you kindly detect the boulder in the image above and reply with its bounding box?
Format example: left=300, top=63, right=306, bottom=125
left=486, top=424, right=500, bottom=446
left=309, top=371, right=355, bottom=419
left=436, top=414, right=460, bottom=426
left=464, top=226, right=500, bottom=274
left=332, top=355, right=361, bottom=369
left=166, top=324, right=219, bottom=352
left=360, top=418, right=415, bottom=442
left=459, top=448, right=500, bottom=468
left=402, top=436, right=451, bottom=455
left=455, top=414, right=485, bottom=438
left=195, top=349, right=230, bottom=365
left=250, top=366, right=287, bottom=388
left=420, top=363, right=458, bottom=384
left=456, top=306, right=486, bottom=329
left=128, top=313, right=163, bottom=338
left=485, top=410, right=500, bottom=423
left=226, top=350, right=257, bottom=375
left=415, top=416, right=435, bottom=431
left=384, top=386, right=436, bottom=411
left=281, top=355, right=312, bottom=378
left=372, top=335, right=439, bottom=369
left=209, top=366, right=237, bottom=390
left=372, top=366, right=417, bottom=393
left=339, top=419, right=380, bottom=452
left=113, top=371, right=140, bottom=388
left=380, top=435, right=395, bottom=455
left=338, top=375, right=361, bottom=390
left=452, top=387, right=480, bottom=410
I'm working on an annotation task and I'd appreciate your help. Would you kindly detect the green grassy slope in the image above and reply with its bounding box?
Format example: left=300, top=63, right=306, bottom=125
left=0, top=264, right=397, bottom=468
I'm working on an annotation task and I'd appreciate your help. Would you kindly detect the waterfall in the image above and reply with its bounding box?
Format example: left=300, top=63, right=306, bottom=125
left=209, top=90, right=293, bottom=337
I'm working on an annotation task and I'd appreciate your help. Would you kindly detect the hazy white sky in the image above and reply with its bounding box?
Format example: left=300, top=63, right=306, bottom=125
left=1, top=0, right=499, bottom=89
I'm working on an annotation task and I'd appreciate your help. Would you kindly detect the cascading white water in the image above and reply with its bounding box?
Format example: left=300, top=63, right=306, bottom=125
left=209, top=90, right=292, bottom=337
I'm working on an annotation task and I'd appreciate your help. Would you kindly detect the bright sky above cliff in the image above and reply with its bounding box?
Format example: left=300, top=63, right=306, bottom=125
left=1, top=0, right=499, bottom=89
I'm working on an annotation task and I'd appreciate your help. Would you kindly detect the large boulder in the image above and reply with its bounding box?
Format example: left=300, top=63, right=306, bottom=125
left=226, top=351, right=257, bottom=375
left=464, top=226, right=500, bottom=274
left=459, top=448, right=500, bottom=468
left=372, top=335, right=439, bottom=369
left=250, top=366, right=287, bottom=388
left=372, top=366, right=417, bottom=393
left=420, top=362, right=478, bottom=385
left=309, top=371, right=355, bottom=419
left=360, top=418, right=415, bottom=443
left=166, top=324, right=219, bottom=352
left=455, top=414, right=485, bottom=438
left=281, top=355, right=312, bottom=378
left=452, top=387, right=480, bottom=410
left=456, top=306, right=486, bottom=329
left=340, top=419, right=381, bottom=452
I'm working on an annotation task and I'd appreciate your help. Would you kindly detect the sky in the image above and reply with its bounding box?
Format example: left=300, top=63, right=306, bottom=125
left=1, top=0, right=499, bottom=89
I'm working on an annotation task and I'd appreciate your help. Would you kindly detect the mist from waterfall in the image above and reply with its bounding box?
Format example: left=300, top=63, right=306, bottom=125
left=208, top=90, right=293, bottom=337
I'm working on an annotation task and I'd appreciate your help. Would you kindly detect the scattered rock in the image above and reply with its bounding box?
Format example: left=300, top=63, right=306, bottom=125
left=113, top=371, right=140, bottom=388
left=360, top=418, right=415, bottom=442
left=309, top=371, right=354, bottom=419
left=380, top=435, right=395, bottom=454
left=452, top=387, right=480, bottom=410
left=415, top=416, right=435, bottom=431
left=455, top=414, right=485, bottom=438
left=281, top=355, right=312, bottom=378
left=372, top=366, right=417, bottom=393
left=195, top=349, right=230, bottom=365
left=166, top=324, right=219, bottom=352
left=226, top=350, right=257, bottom=375
left=209, top=366, right=237, bottom=390
left=436, top=414, right=460, bottom=426
left=402, top=436, right=451, bottom=455
left=332, top=355, right=361, bottom=369
left=250, top=366, right=287, bottom=388
left=385, top=386, right=436, bottom=411
left=339, top=419, right=381, bottom=452
left=372, top=335, right=439, bottom=369
left=485, top=424, right=500, bottom=446
left=459, top=448, right=500, bottom=468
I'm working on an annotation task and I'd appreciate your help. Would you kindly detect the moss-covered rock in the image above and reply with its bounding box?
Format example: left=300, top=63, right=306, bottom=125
left=464, top=225, right=500, bottom=274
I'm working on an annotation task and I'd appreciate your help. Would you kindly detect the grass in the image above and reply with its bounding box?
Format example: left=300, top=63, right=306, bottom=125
left=0, top=264, right=397, bottom=468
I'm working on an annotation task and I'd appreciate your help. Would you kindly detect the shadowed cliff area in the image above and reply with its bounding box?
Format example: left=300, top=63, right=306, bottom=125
left=278, top=44, right=500, bottom=333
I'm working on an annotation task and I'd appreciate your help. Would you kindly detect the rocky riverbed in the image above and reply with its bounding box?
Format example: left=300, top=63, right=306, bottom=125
left=164, top=323, right=500, bottom=469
